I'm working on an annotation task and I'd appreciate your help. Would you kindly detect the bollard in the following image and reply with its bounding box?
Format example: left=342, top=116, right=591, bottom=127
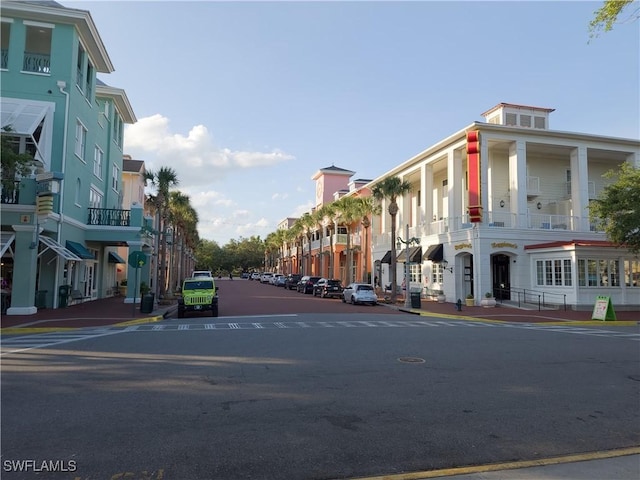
left=455, top=298, right=462, bottom=311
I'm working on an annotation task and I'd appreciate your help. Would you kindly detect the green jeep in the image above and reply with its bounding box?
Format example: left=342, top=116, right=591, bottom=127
left=178, top=277, right=218, bottom=318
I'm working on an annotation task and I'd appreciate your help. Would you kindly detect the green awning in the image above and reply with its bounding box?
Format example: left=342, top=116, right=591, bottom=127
left=108, top=251, right=126, bottom=264
left=66, top=240, right=94, bottom=260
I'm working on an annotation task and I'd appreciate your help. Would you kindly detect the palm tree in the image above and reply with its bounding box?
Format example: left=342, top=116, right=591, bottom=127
left=371, top=177, right=412, bottom=303
left=145, top=167, right=179, bottom=297
left=299, top=212, right=316, bottom=275
left=168, top=191, right=198, bottom=291
left=353, top=196, right=381, bottom=283
left=334, top=196, right=360, bottom=285
left=317, top=202, right=337, bottom=278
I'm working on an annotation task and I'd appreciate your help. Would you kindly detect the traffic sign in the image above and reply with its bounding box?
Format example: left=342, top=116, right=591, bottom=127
left=128, top=251, right=146, bottom=269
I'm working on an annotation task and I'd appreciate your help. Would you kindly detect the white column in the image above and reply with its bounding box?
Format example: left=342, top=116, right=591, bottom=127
left=570, top=145, right=589, bottom=231
left=509, top=140, right=527, bottom=227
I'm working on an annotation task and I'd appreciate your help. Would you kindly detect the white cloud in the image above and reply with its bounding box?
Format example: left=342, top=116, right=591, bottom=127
left=124, top=114, right=295, bottom=187
left=271, top=192, right=290, bottom=200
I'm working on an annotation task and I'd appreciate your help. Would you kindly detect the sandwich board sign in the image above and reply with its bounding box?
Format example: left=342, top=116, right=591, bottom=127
left=591, top=295, right=616, bottom=321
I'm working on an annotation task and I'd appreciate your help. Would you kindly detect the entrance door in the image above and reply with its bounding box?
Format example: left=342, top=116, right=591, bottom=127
left=84, top=262, right=96, bottom=299
left=492, top=254, right=510, bottom=300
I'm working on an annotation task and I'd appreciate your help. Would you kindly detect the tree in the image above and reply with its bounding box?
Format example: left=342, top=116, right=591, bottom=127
left=589, top=0, right=639, bottom=39
left=145, top=167, right=179, bottom=297
left=353, top=196, right=381, bottom=283
left=334, top=196, right=361, bottom=285
left=371, top=177, right=413, bottom=303
left=1, top=129, right=34, bottom=195
left=589, top=162, right=640, bottom=254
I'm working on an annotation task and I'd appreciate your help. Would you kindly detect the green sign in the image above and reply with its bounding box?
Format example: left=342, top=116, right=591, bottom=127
left=128, top=251, right=147, bottom=269
left=591, top=295, right=616, bottom=321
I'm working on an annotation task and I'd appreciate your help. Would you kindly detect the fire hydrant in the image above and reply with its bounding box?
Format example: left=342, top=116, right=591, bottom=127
left=455, top=298, right=462, bottom=311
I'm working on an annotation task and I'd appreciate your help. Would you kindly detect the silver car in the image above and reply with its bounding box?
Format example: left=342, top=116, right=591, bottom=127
left=342, top=283, right=377, bottom=305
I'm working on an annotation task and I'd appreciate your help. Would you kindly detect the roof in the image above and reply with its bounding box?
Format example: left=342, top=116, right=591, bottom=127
left=525, top=240, right=620, bottom=250
left=2, top=1, right=114, bottom=72
left=311, top=165, right=356, bottom=180
left=95, top=83, right=137, bottom=124
left=123, top=158, right=145, bottom=173
left=481, top=103, right=556, bottom=117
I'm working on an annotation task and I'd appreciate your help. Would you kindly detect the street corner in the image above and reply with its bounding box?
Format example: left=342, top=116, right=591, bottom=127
left=114, top=314, right=165, bottom=327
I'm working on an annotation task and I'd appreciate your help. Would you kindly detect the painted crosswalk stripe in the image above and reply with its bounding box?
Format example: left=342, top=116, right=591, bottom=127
left=252, top=323, right=264, bottom=329
left=229, top=323, right=240, bottom=329
left=274, top=322, right=288, bottom=328
left=178, top=324, right=189, bottom=330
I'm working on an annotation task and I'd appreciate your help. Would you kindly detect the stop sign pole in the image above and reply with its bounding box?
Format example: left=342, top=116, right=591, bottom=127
left=128, top=251, right=147, bottom=315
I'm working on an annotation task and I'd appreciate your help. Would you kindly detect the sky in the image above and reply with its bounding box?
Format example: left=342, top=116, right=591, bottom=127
left=66, top=0, right=639, bottom=246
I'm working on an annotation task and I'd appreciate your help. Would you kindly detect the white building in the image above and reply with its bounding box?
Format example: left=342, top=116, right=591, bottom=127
left=371, top=103, right=640, bottom=310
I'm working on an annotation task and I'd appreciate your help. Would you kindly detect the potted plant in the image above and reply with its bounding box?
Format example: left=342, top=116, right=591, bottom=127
left=140, top=281, right=150, bottom=296
left=465, top=293, right=475, bottom=307
left=119, top=279, right=127, bottom=296
left=481, top=291, right=497, bottom=308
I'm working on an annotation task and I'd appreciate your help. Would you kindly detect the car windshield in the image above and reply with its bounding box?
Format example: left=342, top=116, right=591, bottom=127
left=184, top=281, right=213, bottom=290
left=357, top=285, right=373, bottom=291
left=327, top=280, right=341, bottom=286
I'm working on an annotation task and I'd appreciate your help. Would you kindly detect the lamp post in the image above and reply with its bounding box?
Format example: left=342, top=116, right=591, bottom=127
left=397, top=223, right=420, bottom=308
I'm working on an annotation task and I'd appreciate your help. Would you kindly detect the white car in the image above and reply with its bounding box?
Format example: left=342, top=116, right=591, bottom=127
left=270, top=274, right=283, bottom=285
left=260, top=272, right=273, bottom=284
left=250, top=272, right=261, bottom=281
left=192, top=270, right=212, bottom=278
left=342, top=283, right=378, bottom=305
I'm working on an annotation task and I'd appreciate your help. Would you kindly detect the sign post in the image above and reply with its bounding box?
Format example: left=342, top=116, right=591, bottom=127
left=128, top=251, right=147, bottom=315
left=591, top=295, right=616, bottom=321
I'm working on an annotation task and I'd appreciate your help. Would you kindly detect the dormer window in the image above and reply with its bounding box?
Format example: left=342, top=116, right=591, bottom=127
left=482, top=103, right=554, bottom=130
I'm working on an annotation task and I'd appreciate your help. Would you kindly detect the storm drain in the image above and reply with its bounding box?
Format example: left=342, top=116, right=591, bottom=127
left=398, top=356, right=425, bottom=364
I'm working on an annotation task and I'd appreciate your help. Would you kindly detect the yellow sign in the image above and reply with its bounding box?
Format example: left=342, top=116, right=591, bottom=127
left=491, top=242, right=517, bottom=249
left=591, top=295, right=616, bottom=321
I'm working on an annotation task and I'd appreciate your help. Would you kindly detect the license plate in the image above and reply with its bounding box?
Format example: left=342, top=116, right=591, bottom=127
left=195, top=305, right=202, bottom=310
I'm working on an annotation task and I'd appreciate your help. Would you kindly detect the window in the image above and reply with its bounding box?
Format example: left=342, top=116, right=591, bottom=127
left=89, top=187, right=103, bottom=208
left=112, top=113, right=123, bottom=148
left=93, top=146, right=103, bottom=178
left=75, top=178, right=81, bottom=205
left=75, top=121, right=87, bottom=160
left=431, top=263, right=443, bottom=285
left=76, top=44, right=85, bottom=90
left=85, top=63, right=93, bottom=100
left=624, top=260, right=640, bottom=287
left=23, top=22, right=52, bottom=74
left=520, top=115, right=532, bottom=128
left=505, top=113, right=517, bottom=126
left=577, top=258, right=622, bottom=288
left=534, top=116, right=546, bottom=129
left=410, top=264, right=421, bottom=283
left=76, top=43, right=94, bottom=100
left=536, top=259, right=573, bottom=287
left=1, top=20, right=11, bottom=69
left=112, top=165, right=119, bottom=192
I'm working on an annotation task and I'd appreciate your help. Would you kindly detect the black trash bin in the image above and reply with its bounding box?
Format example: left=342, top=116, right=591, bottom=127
left=35, top=290, right=48, bottom=309
left=58, top=285, right=71, bottom=308
left=140, top=293, right=155, bottom=314
left=410, top=291, right=421, bottom=309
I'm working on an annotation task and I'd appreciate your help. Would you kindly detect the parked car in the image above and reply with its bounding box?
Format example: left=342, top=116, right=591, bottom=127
left=342, top=283, right=378, bottom=305
left=192, top=270, right=212, bottom=278
left=313, top=278, right=344, bottom=298
left=240, top=271, right=250, bottom=279
left=178, top=277, right=218, bottom=318
left=284, top=274, right=302, bottom=290
left=270, top=273, right=284, bottom=285
left=275, top=275, right=287, bottom=287
left=297, top=275, right=322, bottom=294
left=260, top=272, right=273, bottom=284
left=250, top=272, right=261, bottom=281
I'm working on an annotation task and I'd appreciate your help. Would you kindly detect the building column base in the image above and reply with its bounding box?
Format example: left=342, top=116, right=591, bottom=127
left=6, top=306, right=38, bottom=316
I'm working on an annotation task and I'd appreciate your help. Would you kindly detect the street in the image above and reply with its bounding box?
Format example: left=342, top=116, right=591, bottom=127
left=1, top=279, right=639, bottom=480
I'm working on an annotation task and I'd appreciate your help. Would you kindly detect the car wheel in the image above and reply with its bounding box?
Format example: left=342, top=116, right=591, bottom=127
left=351, top=296, right=356, bottom=305
left=341, top=296, right=346, bottom=303
left=178, top=307, right=185, bottom=319
left=321, top=291, right=326, bottom=298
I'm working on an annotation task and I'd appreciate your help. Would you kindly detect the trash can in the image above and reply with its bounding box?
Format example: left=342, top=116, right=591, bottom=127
left=410, top=291, right=421, bottom=309
left=35, top=290, right=48, bottom=309
left=58, top=285, right=71, bottom=308
left=140, top=293, right=155, bottom=314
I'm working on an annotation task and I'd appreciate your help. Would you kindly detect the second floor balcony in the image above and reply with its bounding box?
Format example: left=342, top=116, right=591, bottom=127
left=87, top=208, right=130, bottom=227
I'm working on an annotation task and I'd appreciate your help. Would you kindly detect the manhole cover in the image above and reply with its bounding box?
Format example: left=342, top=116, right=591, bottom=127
left=398, top=357, right=425, bottom=363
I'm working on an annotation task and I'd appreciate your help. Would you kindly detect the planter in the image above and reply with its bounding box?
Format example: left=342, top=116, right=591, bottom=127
left=437, top=293, right=446, bottom=304
left=481, top=297, right=497, bottom=308
left=119, top=286, right=127, bottom=297
left=465, top=298, right=475, bottom=307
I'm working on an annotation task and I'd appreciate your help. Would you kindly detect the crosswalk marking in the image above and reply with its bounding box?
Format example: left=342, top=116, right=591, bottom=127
left=2, top=321, right=637, bottom=355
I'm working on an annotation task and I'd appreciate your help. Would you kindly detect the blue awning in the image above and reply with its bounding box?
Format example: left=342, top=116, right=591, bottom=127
left=66, top=240, right=94, bottom=260
left=108, top=251, right=126, bottom=264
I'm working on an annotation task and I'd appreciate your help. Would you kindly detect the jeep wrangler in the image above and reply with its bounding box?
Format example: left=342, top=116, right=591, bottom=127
left=178, top=277, right=218, bottom=318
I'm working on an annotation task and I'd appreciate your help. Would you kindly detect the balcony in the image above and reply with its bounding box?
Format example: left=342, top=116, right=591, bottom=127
left=87, top=208, right=130, bottom=227
left=23, top=52, right=50, bottom=74
left=1, top=181, right=20, bottom=204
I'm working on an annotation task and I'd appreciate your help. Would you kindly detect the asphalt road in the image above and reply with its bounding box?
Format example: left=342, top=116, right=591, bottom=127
left=1, top=279, right=639, bottom=480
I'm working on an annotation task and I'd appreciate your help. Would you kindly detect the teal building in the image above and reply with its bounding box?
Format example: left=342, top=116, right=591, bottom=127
left=1, top=1, right=153, bottom=314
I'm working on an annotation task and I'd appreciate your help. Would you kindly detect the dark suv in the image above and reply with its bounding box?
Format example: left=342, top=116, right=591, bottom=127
left=297, top=276, right=321, bottom=294
left=284, top=274, right=302, bottom=290
left=313, top=278, right=343, bottom=298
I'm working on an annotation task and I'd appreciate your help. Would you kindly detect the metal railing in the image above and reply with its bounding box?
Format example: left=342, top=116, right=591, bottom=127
left=23, top=52, right=50, bottom=74
left=0, top=181, right=20, bottom=204
left=87, top=208, right=131, bottom=226
left=494, top=286, right=567, bottom=311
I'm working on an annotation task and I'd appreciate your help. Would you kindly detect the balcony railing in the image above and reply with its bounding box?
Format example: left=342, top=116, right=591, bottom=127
left=23, top=52, right=51, bottom=74
left=87, top=208, right=130, bottom=226
left=0, top=181, right=20, bottom=204
left=1, top=49, right=8, bottom=69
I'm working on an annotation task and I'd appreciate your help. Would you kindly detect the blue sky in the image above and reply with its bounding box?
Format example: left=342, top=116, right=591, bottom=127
left=67, top=0, right=639, bottom=245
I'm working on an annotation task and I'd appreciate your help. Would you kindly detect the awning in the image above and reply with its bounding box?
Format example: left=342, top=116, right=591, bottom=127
left=108, top=251, right=126, bottom=264
left=396, top=246, right=422, bottom=263
left=39, top=236, right=82, bottom=261
left=66, top=240, right=94, bottom=259
left=380, top=250, right=392, bottom=264
left=425, top=244, right=444, bottom=262
left=1, top=233, right=15, bottom=257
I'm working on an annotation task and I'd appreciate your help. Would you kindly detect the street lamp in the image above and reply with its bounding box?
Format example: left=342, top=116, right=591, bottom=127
left=396, top=224, right=420, bottom=308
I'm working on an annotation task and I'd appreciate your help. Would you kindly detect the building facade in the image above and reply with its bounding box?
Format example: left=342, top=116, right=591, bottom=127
left=1, top=1, right=153, bottom=314
left=277, top=104, right=639, bottom=310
